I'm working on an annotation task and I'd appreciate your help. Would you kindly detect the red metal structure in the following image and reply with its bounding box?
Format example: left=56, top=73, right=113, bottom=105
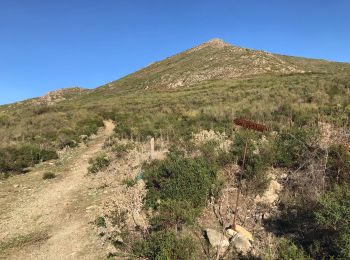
left=233, top=118, right=268, bottom=133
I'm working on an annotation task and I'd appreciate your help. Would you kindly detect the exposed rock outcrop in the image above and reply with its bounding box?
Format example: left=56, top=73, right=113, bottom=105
left=32, top=87, right=88, bottom=105
left=206, top=228, right=230, bottom=250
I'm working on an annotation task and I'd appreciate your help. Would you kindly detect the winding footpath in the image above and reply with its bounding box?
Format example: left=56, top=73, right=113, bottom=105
left=0, top=121, right=115, bottom=260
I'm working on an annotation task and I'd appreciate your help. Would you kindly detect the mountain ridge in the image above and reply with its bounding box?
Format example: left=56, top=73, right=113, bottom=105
left=2, top=38, right=350, bottom=106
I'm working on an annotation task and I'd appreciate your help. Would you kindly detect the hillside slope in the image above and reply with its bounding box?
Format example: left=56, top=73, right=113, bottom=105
left=1, top=39, right=350, bottom=259
left=99, top=38, right=306, bottom=91
left=0, top=38, right=349, bottom=161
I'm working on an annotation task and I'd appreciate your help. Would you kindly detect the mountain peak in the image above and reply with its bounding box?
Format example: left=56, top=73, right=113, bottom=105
left=203, top=38, right=230, bottom=47
left=104, top=39, right=306, bottom=91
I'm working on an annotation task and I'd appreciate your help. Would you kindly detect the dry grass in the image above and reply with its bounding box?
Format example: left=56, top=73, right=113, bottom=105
left=0, top=231, right=50, bottom=256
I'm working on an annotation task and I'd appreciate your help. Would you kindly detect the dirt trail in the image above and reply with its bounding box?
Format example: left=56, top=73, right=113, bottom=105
left=0, top=121, right=115, bottom=260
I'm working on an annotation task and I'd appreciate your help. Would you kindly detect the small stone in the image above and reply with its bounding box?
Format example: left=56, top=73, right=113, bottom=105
left=262, top=212, right=272, bottom=220
left=235, top=224, right=254, bottom=242
left=232, top=234, right=252, bottom=254
left=86, top=205, right=97, bottom=210
left=226, top=228, right=237, bottom=238
left=14, top=184, right=19, bottom=188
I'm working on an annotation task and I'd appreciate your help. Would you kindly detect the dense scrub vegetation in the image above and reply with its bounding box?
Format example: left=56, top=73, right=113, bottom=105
left=265, top=125, right=350, bottom=259
left=126, top=122, right=346, bottom=258
left=0, top=44, right=350, bottom=258
left=0, top=107, right=104, bottom=176
left=128, top=149, right=220, bottom=258
left=0, top=144, right=58, bottom=178
left=228, top=130, right=273, bottom=195
left=144, top=148, right=220, bottom=208
left=121, top=119, right=348, bottom=259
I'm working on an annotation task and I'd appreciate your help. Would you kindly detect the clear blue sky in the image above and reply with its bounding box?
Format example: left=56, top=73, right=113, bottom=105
left=1, top=0, right=349, bottom=105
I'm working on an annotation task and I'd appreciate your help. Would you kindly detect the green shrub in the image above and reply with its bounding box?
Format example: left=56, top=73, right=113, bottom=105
left=144, top=148, right=220, bottom=209
left=0, top=145, right=58, bottom=174
left=229, top=130, right=272, bottom=194
left=273, top=127, right=315, bottom=168
left=143, top=148, right=221, bottom=234
left=216, top=147, right=237, bottom=166
left=57, top=135, right=77, bottom=149
left=231, top=131, right=271, bottom=175
left=326, top=145, right=350, bottom=184
left=31, top=105, right=53, bottom=115
left=315, top=185, right=350, bottom=232
left=311, top=185, right=350, bottom=259
left=42, top=172, right=56, bottom=180
left=150, top=199, right=199, bottom=231
left=112, top=143, right=134, bottom=156
left=345, top=105, right=350, bottom=115
left=77, top=117, right=104, bottom=136
left=88, top=153, right=110, bottom=173
left=121, top=178, right=137, bottom=187
left=0, top=114, right=10, bottom=127
left=340, top=231, right=350, bottom=259
left=103, top=138, right=134, bottom=156
left=276, top=238, right=311, bottom=260
left=38, top=148, right=59, bottom=162
left=292, top=110, right=316, bottom=127
left=272, top=104, right=317, bottom=128
left=199, top=140, right=220, bottom=163
left=114, top=123, right=132, bottom=139
left=132, top=231, right=198, bottom=260
left=95, top=217, right=107, bottom=228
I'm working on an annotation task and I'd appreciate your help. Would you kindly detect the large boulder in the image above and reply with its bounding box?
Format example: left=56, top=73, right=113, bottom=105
left=206, top=229, right=230, bottom=249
